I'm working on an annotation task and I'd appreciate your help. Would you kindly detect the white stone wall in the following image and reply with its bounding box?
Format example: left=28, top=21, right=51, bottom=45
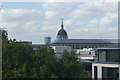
left=92, top=63, right=120, bottom=79
left=119, top=65, right=120, bottom=80
left=75, top=49, right=95, bottom=55
left=52, top=46, right=71, bottom=54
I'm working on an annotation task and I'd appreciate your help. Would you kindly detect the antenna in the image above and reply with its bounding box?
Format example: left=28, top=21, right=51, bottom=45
left=98, top=26, right=102, bottom=40
left=99, top=32, right=101, bottom=40
left=0, top=3, right=3, bottom=29
left=0, top=1, right=3, bottom=12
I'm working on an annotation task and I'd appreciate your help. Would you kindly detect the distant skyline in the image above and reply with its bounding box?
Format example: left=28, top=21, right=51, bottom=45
left=1, top=2, right=118, bottom=44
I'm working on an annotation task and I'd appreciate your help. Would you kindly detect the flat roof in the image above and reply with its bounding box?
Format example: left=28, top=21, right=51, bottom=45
left=93, top=62, right=120, bottom=64
left=96, top=47, right=120, bottom=50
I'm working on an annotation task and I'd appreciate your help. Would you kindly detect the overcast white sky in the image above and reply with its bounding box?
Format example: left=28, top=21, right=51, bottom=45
left=1, top=2, right=118, bottom=44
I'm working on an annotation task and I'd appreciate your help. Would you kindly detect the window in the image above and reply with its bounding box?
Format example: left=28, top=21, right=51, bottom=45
left=102, top=67, right=119, bottom=80
left=84, top=45, right=87, bottom=48
left=94, top=66, right=97, bottom=80
left=98, top=50, right=120, bottom=63
left=73, top=45, right=74, bottom=49
left=98, top=51, right=106, bottom=62
left=106, top=50, right=120, bottom=62
left=76, top=45, right=80, bottom=49
left=89, top=52, right=91, bottom=55
left=102, top=45, right=104, bottom=47
left=99, top=45, right=101, bottom=47
left=81, top=45, right=83, bottom=49
left=89, top=45, right=91, bottom=48
left=95, top=45, right=97, bottom=48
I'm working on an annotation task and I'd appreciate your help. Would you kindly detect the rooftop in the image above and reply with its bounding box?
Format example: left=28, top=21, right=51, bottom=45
left=52, top=39, right=118, bottom=44
left=96, top=47, right=120, bottom=50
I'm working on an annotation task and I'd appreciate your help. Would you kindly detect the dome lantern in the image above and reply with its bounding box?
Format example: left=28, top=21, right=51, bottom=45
left=61, top=18, right=64, bottom=29
left=56, top=19, right=68, bottom=40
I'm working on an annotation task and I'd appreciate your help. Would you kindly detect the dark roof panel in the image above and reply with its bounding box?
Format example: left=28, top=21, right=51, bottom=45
left=57, top=29, right=67, bottom=36
left=52, top=39, right=118, bottom=44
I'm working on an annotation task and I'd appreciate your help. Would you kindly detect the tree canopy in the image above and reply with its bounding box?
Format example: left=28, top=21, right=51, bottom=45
left=2, top=30, right=90, bottom=79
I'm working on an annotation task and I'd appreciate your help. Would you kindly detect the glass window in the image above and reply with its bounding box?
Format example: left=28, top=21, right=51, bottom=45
left=99, top=45, right=101, bottom=47
left=98, top=51, right=106, bottom=62
left=102, top=67, right=119, bottom=80
left=81, top=45, right=83, bottom=49
left=106, top=50, right=120, bottom=62
left=76, top=45, right=80, bottom=49
left=98, top=50, right=120, bottom=63
left=84, top=45, right=87, bottom=48
left=95, top=45, right=97, bottom=48
left=94, top=66, right=97, bottom=80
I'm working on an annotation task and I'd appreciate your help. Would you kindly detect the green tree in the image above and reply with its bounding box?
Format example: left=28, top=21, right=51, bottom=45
left=57, top=50, right=83, bottom=78
left=2, top=30, right=90, bottom=79
left=2, top=39, right=34, bottom=78
left=32, top=44, right=57, bottom=78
